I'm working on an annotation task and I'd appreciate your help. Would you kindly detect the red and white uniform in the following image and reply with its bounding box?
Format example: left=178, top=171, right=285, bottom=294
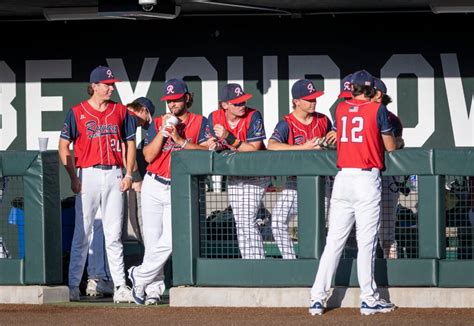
left=60, top=100, right=136, bottom=289
left=131, top=113, right=207, bottom=296
left=270, top=112, right=332, bottom=259
left=311, top=99, right=393, bottom=304
left=206, top=108, right=270, bottom=259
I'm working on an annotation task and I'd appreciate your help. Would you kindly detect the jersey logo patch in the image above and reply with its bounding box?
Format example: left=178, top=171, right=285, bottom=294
left=85, top=120, right=119, bottom=139
left=80, top=114, right=85, bottom=120
left=349, top=106, right=359, bottom=112
left=294, top=135, right=305, bottom=145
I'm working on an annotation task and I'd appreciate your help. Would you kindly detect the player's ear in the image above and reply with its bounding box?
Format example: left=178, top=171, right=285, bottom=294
left=221, top=101, right=229, bottom=110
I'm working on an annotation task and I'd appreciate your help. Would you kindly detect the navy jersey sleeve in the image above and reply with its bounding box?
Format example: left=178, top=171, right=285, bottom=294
left=198, top=117, right=208, bottom=144
left=270, top=120, right=290, bottom=143
left=247, top=110, right=266, bottom=142
left=388, top=111, right=403, bottom=138
left=144, top=120, right=158, bottom=146
left=60, top=109, right=78, bottom=141
left=206, top=113, right=217, bottom=138
left=377, top=104, right=393, bottom=134
left=123, top=111, right=137, bottom=141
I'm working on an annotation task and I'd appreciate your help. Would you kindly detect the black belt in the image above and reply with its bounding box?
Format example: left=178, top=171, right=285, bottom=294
left=92, top=164, right=119, bottom=170
left=147, top=172, right=171, bottom=185
left=338, top=168, right=374, bottom=171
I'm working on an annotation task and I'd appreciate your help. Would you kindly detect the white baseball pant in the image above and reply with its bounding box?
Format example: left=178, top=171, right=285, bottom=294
left=130, top=173, right=168, bottom=295
left=87, top=208, right=111, bottom=281
left=69, top=166, right=125, bottom=288
left=272, top=177, right=333, bottom=259
left=311, top=168, right=382, bottom=303
left=380, top=176, right=399, bottom=259
left=228, top=176, right=271, bottom=259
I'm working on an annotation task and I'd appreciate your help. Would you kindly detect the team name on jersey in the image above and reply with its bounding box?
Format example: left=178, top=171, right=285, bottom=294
left=85, top=120, right=119, bottom=139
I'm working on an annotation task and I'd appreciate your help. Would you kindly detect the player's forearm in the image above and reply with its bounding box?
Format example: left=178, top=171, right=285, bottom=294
left=58, top=140, right=77, bottom=180
left=236, top=141, right=262, bottom=152
left=268, top=141, right=302, bottom=151
left=143, top=135, right=165, bottom=163
left=125, top=140, right=136, bottom=176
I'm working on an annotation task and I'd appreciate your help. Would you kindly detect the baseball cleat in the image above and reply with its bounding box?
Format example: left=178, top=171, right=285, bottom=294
left=86, top=279, right=101, bottom=297
left=69, top=286, right=81, bottom=302
left=360, top=299, right=396, bottom=315
left=127, top=266, right=145, bottom=305
left=145, top=289, right=161, bottom=306
left=113, top=284, right=134, bottom=303
left=309, top=300, right=325, bottom=316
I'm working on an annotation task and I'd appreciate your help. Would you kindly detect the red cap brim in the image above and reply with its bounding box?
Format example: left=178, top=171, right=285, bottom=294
left=338, top=91, right=352, bottom=99
left=228, top=93, right=253, bottom=104
left=301, top=90, right=324, bottom=100
left=100, top=79, right=121, bottom=84
left=161, top=93, right=185, bottom=101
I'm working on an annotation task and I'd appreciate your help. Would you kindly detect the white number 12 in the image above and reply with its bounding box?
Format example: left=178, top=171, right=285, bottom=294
left=340, top=116, right=364, bottom=143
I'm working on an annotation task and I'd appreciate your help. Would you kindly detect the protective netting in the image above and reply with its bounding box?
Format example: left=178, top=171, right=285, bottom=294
left=0, top=176, right=25, bottom=259
left=444, top=176, right=473, bottom=260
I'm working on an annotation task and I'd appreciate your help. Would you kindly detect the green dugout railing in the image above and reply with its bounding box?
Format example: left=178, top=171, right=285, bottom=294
left=0, top=151, right=62, bottom=285
left=171, top=148, right=474, bottom=288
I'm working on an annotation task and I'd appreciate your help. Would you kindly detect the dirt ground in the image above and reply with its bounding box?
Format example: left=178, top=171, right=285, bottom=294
left=0, top=304, right=473, bottom=326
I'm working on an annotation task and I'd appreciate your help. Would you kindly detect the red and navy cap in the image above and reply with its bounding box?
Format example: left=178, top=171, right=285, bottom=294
left=90, top=66, right=120, bottom=84
left=220, top=83, right=253, bottom=104
left=350, top=70, right=374, bottom=87
left=291, top=79, right=324, bottom=100
left=373, top=78, right=387, bottom=94
left=161, top=79, right=189, bottom=101
left=133, top=97, right=156, bottom=117
left=338, top=74, right=353, bottom=99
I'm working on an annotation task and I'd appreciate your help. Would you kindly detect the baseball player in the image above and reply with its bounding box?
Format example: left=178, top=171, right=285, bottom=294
left=206, top=83, right=270, bottom=259
left=268, top=79, right=332, bottom=259
left=128, top=79, right=208, bottom=305
left=373, top=78, right=405, bottom=259
left=59, top=66, right=135, bottom=303
left=309, top=70, right=397, bottom=316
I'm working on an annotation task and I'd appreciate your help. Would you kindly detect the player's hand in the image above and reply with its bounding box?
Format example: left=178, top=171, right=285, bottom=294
left=301, top=138, right=321, bottom=150
left=120, top=176, right=132, bottom=192
left=71, top=177, right=81, bottom=194
left=325, top=131, right=337, bottom=144
left=207, top=137, right=224, bottom=151
left=213, top=124, right=229, bottom=139
left=168, top=125, right=184, bottom=144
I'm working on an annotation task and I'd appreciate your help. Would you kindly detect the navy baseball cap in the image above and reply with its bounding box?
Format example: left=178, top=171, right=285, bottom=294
left=350, top=70, right=374, bottom=87
left=373, top=78, right=387, bottom=94
left=291, top=79, right=324, bottom=100
left=161, top=79, right=189, bottom=101
left=90, top=66, right=120, bottom=84
left=338, top=74, right=353, bottom=99
left=133, top=97, right=156, bottom=117
left=220, top=83, right=253, bottom=104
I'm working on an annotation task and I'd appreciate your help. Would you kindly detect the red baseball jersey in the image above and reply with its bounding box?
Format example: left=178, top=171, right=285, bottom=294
left=206, top=108, right=266, bottom=149
left=270, top=112, right=332, bottom=145
left=335, top=99, right=392, bottom=169
left=60, top=101, right=136, bottom=168
left=145, top=112, right=207, bottom=178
